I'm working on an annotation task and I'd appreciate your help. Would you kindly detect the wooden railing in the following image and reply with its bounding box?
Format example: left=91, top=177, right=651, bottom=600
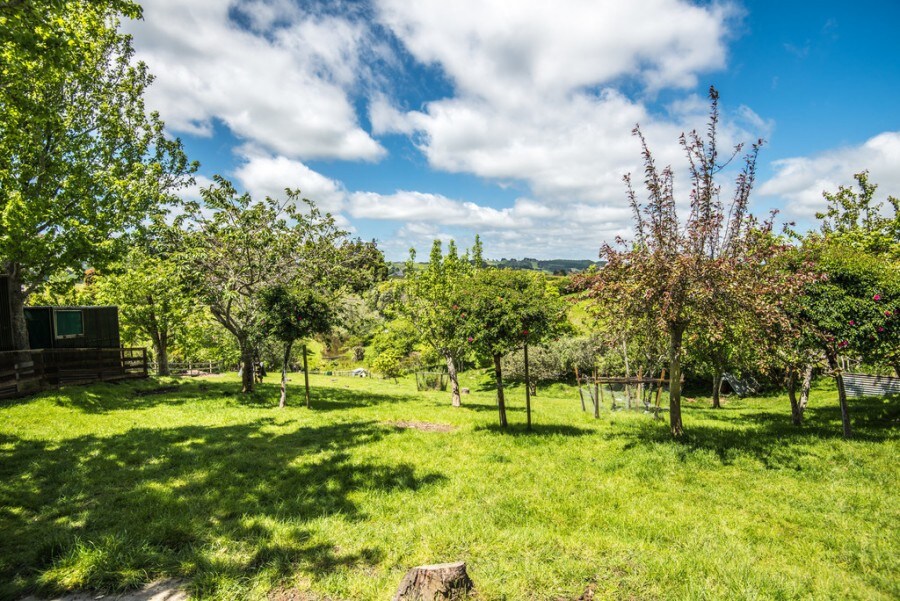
left=150, top=361, right=224, bottom=376
left=0, top=348, right=147, bottom=400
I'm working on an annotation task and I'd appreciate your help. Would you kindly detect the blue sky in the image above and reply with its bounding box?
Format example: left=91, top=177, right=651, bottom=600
left=125, top=0, right=900, bottom=260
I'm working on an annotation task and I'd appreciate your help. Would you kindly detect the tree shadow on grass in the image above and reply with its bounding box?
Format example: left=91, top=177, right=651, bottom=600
left=0, top=418, right=444, bottom=599
left=474, top=423, right=594, bottom=437
left=612, top=394, right=898, bottom=468
left=33, top=377, right=422, bottom=414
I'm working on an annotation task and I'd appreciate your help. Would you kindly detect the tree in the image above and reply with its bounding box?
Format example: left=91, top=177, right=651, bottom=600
left=177, top=177, right=386, bottom=393
left=260, top=285, right=332, bottom=408
left=459, top=269, right=567, bottom=427
left=98, top=246, right=191, bottom=376
left=0, top=0, right=195, bottom=350
left=388, top=238, right=482, bottom=407
left=585, top=87, right=804, bottom=436
left=177, top=178, right=346, bottom=393
left=793, top=241, right=898, bottom=437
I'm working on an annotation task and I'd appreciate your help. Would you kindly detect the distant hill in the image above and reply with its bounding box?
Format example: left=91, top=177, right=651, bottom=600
left=489, top=258, right=602, bottom=273
left=390, top=258, right=602, bottom=276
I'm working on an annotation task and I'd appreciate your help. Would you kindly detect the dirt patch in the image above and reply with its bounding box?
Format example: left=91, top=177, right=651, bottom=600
left=20, top=579, right=187, bottom=601
left=388, top=420, right=455, bottom=433
left=268, top=588, right=336, bottom=601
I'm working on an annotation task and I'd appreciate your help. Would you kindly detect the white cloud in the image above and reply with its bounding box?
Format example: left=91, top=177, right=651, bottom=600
left=370, top=0, right=750, bottom=210
left=233, top=152, right=347, bottom=213
left=126, top=0, right=385, bottom=161
left=375, top=0, right=732, bottom=101
left=759, top=131, right=900, bottom=218
left=348, top=191, right=546, bottom=228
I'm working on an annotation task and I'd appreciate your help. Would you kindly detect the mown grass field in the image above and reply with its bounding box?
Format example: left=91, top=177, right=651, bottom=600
left=0, top=372, right=897, bottom=600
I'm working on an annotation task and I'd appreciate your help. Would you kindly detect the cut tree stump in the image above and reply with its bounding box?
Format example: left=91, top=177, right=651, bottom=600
left=392, top=561, right=474, bottom=601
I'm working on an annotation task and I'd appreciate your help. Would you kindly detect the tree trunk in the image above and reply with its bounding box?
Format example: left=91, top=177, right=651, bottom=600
left=827, top=352, right=852, bottom=438
left=279, top=340, right=292, bottom=408
left=622, top=340, right=632, bottom=409
left=799, top=363, right=813, bottom=415
left=392, top=561, right=474, bottom=601
left=240, top=340, right=254, bottom=393
left=574, top=366, right=586, bottom=411
left=711, top=372, right=723, bottom=408
left=303, top=344, right=311, bottom=408
left=445, top=353, right=461, bottom=407
left=894, top=362, right=900, bottom=378
left=493, top=354, right=508, bottom=428
left=153, top=338, right=170, bottom=376
left=668, top=322, right=686, bottom=437
left=524, top=343, right=531, bottom=430
left=789, top=363, right=814, bottom=425
left=6, top=266, right=30, bottom=351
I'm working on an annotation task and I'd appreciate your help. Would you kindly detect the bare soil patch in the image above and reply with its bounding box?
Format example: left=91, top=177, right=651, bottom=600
left=20, top=580, right=187, bottom=601
left=388, top=420, right=455, bottom=433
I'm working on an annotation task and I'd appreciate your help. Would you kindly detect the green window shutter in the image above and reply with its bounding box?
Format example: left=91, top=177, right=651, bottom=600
left=55, top=310, right=84, bottom=338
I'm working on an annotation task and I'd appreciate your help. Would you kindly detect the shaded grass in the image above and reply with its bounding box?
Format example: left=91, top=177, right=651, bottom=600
left=0, top=372, right=897, bottom=600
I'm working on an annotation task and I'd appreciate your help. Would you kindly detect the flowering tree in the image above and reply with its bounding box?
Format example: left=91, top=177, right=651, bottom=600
left=459, top=269, right=568, bottom=427
left=586, top=87, right=806, bottom=436
left=779, top=173, right=900, bottom=437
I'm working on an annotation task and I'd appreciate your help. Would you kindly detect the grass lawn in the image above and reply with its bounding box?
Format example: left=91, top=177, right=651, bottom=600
left=0, top=372, right=897, bottom=600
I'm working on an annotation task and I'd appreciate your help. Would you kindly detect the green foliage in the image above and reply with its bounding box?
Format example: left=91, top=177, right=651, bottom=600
left=260, top=285, right=333, bottom=347
left=816, top=171, right=900, bottom=259
left=175, top=177, right=383, bottom=389
left=388, top=239, right=475, bottom=363
left=800, top=240, right=899, bottom=370
left=460, top=269, right=568, bottom=359
left=370, top=347, right=406, bottom=381
left=0, top=0, right=195, bottom=294
left=96, top=247, right=192, bottom=361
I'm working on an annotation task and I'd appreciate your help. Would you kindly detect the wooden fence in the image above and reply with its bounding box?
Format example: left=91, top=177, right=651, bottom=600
left=0, top=347, right=147, bottom=400
left=151, top=361, right=224, bottom=376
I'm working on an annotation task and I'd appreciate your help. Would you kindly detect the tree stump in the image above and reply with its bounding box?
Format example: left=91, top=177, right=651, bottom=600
left=392, top=561, right=474, bottom=600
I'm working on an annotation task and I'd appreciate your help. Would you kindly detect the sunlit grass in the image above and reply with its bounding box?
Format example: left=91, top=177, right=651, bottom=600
left=0, top=372, right=897, bottom=600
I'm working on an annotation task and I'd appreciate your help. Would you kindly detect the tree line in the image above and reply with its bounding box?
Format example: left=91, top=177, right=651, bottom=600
left=1, top=3, right=896, bottom=435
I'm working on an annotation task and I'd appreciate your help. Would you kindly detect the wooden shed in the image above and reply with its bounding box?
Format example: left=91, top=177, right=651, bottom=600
left=25, top=306, right=121, bottom=350
left=0, top=276, right=121, bottom=351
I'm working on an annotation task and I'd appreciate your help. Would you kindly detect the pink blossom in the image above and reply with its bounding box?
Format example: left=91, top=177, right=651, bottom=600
left=873, top=294, right=881, bottom=301
left=849, top=320, right=855, bottom=326
left=522, top=330, right=529, bottom=336
left=878, top=327, right=885, bottom=332
left=838, top=340, right=849, bottom=348
left=467, top=337, right=474, bottom=343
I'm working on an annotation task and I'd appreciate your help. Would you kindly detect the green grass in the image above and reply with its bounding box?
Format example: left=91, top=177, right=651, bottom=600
left=0, top=373, right=897, bottom=600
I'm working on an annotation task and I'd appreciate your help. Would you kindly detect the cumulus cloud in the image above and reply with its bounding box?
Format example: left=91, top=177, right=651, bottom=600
left=375, top=0, right=732, bottom=101
left=369, top=0, right=750, bottom=210
left=128, top=0, right=768, bottom=259
left=126, top=0, right=385, bottom=161
left=233, top=152, right=348, bottom=213
left=348, top=190, right=555, bottom=228
left=759, top=131, right=900, bottom=218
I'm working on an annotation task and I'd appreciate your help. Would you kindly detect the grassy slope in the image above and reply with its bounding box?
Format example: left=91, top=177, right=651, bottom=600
left=0, top=373, right=897, bottom=600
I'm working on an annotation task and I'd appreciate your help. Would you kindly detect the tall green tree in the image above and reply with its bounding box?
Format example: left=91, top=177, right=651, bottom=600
left=388, top=238, right=481, bottom=406
left=177, top=177, right=385, bottom=393
left=459, top=269, right=567, bottom=427
left=97, top=246, right=191, bottom=376
left=260, top=285, right=332, bottom=408
left=0, top=0, right=195, bottom=350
